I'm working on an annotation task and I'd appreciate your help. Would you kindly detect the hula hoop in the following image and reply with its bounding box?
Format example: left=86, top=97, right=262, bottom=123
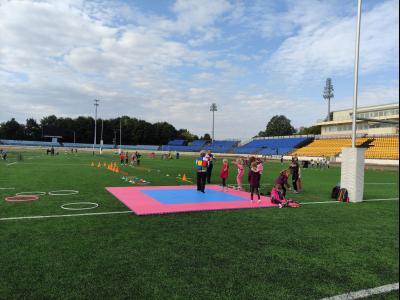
left=49, top=190, right=79, bottom=196
left=16, top=191, right=46, bottom=196
left=61, top=202, right=98, bottom=210
left=5, top=195, right=39, bottom=202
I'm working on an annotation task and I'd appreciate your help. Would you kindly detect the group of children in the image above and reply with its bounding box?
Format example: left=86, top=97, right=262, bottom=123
left=215, top=155, right=300, bottom=208
left=119, top=151, right=141, bottom=166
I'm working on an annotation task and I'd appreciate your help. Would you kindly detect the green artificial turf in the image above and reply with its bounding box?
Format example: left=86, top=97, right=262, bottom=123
left=0, top=151, right=398, bottom=299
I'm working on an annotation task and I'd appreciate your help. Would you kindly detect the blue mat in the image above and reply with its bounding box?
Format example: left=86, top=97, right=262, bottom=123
left=141, top=189, right=247, bottom=204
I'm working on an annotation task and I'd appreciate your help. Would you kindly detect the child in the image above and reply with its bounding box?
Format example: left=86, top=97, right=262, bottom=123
left=232, top=158, right=244, bottom=190
left=248, top=161, right=261, bottom=204
left=119, top=151, right=124, bottom=165
left=125, top=152, right=129, bottom=165
left=271, top=183, right=301, bottom=208
left=270, top=184, right=288, bottom=208
left=220, top=159, right=229, bottom=192
left=275, top=170, right=291, bottom=197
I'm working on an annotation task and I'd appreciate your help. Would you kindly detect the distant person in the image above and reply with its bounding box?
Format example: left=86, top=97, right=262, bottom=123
left=280, top=155, right=284, bottom=165
left=297, top=165, right=303, bottom=192
left=196, top=150, right=208, bottom=193
left=219, top=159, right=229, bottom=192
left=205, top=149, right=215, bottom=184
left=248, top=161, right=261, bottom=204
left=289, top=160, right=300, bottom=193
left=119, top=151, right=124, bottom=165
left=136, top=152, right=141, bottom=166
left=125, top=152, right=129, bottom=165
left=232, top=158, right=244, bottom=191
left=51, top=146, right=55, bottom=156
left=46, top=148, right=50, bottom=155
left=176, top=152, right=180, bottom=160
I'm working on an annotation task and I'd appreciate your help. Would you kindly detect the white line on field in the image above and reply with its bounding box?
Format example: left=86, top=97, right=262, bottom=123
left=0, top=210, right=132, bottom=221
left=6, top=162, right=17, bottom=166
left=0, top=187, right=15, bottom=190
left=320, top=282, right=399, bottom=300
left=365, top=182, right=397, bottom=185
left=302, top=198, right=399, bottom=205
left=1, top=198, right=398, bottom=221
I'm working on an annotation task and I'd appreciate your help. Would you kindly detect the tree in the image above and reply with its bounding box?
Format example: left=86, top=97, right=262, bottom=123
left=25, top=118, right=41, bottom=140
left=201, top=133, right=211, bottom=141
left=259, top=115, right=296, bottom=137
left=0, top=118, right=25, bottom=139
left=297, top=125, right=321, bottom=135
left=177, top=129, right=197, bottom=142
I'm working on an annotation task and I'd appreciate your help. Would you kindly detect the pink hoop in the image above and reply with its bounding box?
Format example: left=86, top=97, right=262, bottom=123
left=5, top=195, right=39, bottom=202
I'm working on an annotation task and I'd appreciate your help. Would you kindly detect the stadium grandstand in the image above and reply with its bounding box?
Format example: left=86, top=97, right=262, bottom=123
left=234, top=136, right=312, bottom=156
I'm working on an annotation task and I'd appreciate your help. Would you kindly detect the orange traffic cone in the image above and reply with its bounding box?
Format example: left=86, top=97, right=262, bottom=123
left=97, top=162, right=101, bottom=168
left=116, top=167, right=120, bottom=173
left=182, top=174, right=187, bottom=181
left=103, top=162, right=107, bottom=167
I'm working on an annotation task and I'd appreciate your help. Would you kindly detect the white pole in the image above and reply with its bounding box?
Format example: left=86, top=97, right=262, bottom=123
left=351, top=0, right=362, bottom=148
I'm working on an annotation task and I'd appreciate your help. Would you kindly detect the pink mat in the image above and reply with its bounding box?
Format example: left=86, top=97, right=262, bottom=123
left=106, top=185, right=278, bottom=215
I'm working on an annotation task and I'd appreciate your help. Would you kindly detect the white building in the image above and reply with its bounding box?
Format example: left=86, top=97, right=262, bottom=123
left=317, top=103, right=399, bottom=136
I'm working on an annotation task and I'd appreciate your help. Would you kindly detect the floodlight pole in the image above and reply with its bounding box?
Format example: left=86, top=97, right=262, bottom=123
left=119, top=118, right=122, bottom=152
left=351, top=0, right=362, bottom=148
left=93, top=99, right=100, bottom=155
left=100, top=119, right=104, bottom=154
left=210, top=103, right=217, bottom=143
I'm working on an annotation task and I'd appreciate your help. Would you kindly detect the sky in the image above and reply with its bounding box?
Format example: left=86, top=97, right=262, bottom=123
left=0, top=0, right=398, bottom=140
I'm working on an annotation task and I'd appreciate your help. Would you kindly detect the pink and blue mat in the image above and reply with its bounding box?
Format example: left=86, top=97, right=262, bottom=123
left=106, top=185, right=279, bottom=215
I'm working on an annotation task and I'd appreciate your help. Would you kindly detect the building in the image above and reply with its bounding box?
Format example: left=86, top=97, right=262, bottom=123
left=317, top=103, right=399, bottom=136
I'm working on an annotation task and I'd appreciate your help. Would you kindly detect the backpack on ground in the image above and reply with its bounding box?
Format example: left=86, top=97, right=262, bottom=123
left=331, top=186, right=340, bottom=199
left=337, top=188, right=349, bottom=202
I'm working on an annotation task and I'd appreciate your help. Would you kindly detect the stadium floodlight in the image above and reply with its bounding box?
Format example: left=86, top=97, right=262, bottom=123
left=210, top=103, right=217, bottom=143
left=93, top=99, right=100, bottom=155
left=323, top=78, right=334, bottom=122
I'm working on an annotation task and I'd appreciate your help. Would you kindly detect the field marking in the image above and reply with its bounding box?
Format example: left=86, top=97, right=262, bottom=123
left=365, top=182, right=398, bottom=185
left=321, top=282, right=399, bottom=300
left=6, top=162, right=17, bottom=166
left=302, top=198, right=399, bottom=205
left=0, top=198, right=398, bottom=222
left=0, top=210, right=132, bottom=221
left=0, top=187, right=15, bottom=190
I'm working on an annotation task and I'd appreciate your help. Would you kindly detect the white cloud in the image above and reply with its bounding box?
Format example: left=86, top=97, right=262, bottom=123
left=265, top=1, right=399, bottom=81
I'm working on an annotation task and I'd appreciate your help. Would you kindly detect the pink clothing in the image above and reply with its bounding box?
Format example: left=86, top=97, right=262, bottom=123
left=256, top=163, right=263, bottom=174
left=220, top=163, right=229, bottom=179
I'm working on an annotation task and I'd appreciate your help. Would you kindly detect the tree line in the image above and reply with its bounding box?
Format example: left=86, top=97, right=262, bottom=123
left=0, top=114, right=320, bottom=145
left=0, top=115, right=207, bottom=146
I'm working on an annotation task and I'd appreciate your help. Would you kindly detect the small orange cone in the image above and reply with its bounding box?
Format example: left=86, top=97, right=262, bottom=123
left=97, top=162, right=101, bottom=168
left=116, top=167, right=120, bottom=173
left=103, top=162, right=107, bottom=167
left=182, top=174, right=187, bottom=181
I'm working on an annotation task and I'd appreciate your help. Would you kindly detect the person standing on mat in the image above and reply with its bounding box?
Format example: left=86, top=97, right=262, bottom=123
left=248, top=161, right=261, bottom=204
left=205, top=149, right=215, bottom=184
left=196, top=150, right=208, bottom=193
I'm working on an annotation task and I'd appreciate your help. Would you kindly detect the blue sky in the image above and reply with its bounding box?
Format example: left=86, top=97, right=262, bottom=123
left=0, top=0, right=398, bottom=139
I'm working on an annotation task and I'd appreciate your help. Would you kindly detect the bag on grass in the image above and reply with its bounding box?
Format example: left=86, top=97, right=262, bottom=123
left=331, top=186, right=340, bottom=199
left=337, top=188, right=349, bottom=202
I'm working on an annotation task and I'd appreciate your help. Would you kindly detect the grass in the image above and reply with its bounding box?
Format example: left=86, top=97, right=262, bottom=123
left=0, top=150, right=398, bottom=299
